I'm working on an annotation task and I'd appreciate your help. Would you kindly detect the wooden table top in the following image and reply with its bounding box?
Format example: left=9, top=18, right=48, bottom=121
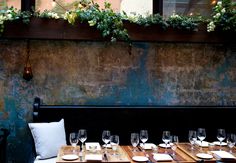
left=56, top=145, right=130, bottom=163
left=56, top=143, right=236, bottom=163
left=178, top=143, right=236, bottom=163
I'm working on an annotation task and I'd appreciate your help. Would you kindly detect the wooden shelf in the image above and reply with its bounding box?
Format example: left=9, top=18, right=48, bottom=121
left=2, top=18, right=235, bottom=43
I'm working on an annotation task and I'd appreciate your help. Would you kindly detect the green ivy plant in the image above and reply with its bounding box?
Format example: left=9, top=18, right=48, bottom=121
left=167, top=13, right=203, bottom=31
left=63, top=0, right=129, bottom=42
left=125, top=13, right=168, bottom=29
left=207, top=0, right=236, bottom=32
left=0, top=7, right=31, bottom=35
left=0, top=0, right=236, bottom=40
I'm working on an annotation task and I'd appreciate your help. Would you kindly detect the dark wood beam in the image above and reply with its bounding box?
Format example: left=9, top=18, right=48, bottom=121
left=21, top=0, right=35, bottom=11
left=153, top=0, right=163, bottom=15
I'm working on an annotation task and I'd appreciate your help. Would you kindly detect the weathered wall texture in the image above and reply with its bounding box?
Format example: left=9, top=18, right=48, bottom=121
left=0, top=40, right=236, bottom=162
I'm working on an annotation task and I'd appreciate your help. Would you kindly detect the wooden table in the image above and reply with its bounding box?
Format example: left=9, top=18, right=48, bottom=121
left=122, top=145, right=195, bottom=163
left=178, top=143, right=236, bottom=163
left=56, top=145, right=195, bottom=163
left=56, top=145, right=130, bottom=163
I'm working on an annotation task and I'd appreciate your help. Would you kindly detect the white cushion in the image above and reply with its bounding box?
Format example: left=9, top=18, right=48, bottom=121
left=34, top=156, right=56, bottom=163
left=29, top=119, right=66, bottom=159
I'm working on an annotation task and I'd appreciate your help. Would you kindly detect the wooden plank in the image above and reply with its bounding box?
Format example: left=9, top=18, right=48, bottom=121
left=178, top=143, right=236, bottom=163
left=57, top=145, right=131, bottom=163
left=122, top=145, right=195, bottom=163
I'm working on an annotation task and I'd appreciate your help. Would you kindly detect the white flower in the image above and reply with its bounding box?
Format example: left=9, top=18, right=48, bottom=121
left=217, top=1, right=222, bottom=6
left=214, top=13, right=221, bottom=19
left=6, top=14, right=13, bottom=20
left=207, top=21, right=216, bottom=32
left=221, top=8, right=226, bottom=13
left=170, top=13, right=181, bottom=19
left=0, top=15, right=7, bottom=25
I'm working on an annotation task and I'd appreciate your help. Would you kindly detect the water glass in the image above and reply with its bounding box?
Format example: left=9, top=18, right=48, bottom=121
left=227, top=133, right=236, bottom=153
left=110, top=135, right=119, bottom=155
left=171, top=135, right=179, bottom=156
left=188, top=130, right=197, bottom=150
left=131, top=133, right=139, bottom=152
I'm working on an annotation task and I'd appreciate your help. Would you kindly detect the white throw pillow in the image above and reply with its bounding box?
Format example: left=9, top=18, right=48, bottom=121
left=29, top=119, right=66, bottom=159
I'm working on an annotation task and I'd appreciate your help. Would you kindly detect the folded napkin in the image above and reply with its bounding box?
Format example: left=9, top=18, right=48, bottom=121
left=102, top=144, right=111, bottom=148
left=85, top=154, right=103, bottom=161
left=211, top=151, right=236, bottom=160
left=158, top=143, right=173, bottom=148
left=153, top=153, right=173, bottom=161
left=195, top=140, right=209, bottom=147
left=140, top=143, right=157, bottom=150
left=213, top=141, right=227, bottom=146
left=85, top=142, right=101, bottom=151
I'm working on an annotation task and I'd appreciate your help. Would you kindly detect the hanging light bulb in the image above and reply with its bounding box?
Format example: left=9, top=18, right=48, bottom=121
left=23, top=40, right=33, bottom=81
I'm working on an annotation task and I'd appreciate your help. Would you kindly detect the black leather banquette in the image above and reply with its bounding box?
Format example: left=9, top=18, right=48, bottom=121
left=33, top=97, right=236, bottom=145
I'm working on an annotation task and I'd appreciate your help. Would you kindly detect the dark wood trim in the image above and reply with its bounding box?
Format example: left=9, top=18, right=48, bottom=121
left=2, top=18, right=236, bottom=43
left=153, top=0, right=163, bottom=15
left=21, top=0, right=35, bottom=11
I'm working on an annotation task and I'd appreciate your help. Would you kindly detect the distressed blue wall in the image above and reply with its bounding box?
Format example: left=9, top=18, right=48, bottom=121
left=0, top=40, right=236, bottom=162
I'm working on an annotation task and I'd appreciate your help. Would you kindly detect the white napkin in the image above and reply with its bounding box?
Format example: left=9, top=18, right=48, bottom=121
left=158, top=143, right=173, bottom=148
left=195, top=140, right=209, bottom=147
left=102, top=144, right=111, bottom=148
left=153, top=153, right=173, bottom=161
left=85, top=154, right=103, bottom=161
left=211, top=151, right=236, bottom=159
left=140, top=143, right=157, bottom=150
left=85, top=142, right=101, bottom=151
left=213, top=141, right=227, bottom=146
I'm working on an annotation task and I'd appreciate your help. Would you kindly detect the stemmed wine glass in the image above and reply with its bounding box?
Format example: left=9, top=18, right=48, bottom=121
left=131, top=133, right=139, bottom=152
left=110, top=135, right=119, bottom=155
left=217, top=129, right=226, bottom=150
left=78, top=129, right=87, bottom=152
left=140, top=130, right=148, bottom=150
left=189, top=130, right=197, bottom=150
left=197, top=128, right=206, bottom=151
left=70, top=132, right=79, bottom=153
left=102, top=130, right=111, bottom=152
left=227, top=133, right=236, bottom=153
left=162, top=131, right=171, bottom=153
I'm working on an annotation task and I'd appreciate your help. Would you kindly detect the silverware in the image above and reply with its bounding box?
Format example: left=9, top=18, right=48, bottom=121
left=103, top=153, right=108, bottom=161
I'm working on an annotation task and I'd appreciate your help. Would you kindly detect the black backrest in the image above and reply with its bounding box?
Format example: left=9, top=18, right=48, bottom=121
left=33, top=97, right=236, bottom=145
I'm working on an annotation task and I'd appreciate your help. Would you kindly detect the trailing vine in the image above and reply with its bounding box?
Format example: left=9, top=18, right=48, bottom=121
left=0, top=0, right=236, bottom=40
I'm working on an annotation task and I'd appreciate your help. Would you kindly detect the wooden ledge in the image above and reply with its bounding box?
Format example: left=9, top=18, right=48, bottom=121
left=2, top=18, right=235, bottom=43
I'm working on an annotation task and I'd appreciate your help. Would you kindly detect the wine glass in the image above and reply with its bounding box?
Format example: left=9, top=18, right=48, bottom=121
left=110, top=135, right=119, bottom=155
left=102, top=130, right=111, bottom=152
left=131, top=133, right=139, bottom=152
left=78, top=129, right=87, bottom=152
left=70, top=132, right=79, bottom=147
left=140, top=130, right=148, bottom=150
left=197, top=128, right=206, bottom=144
left=70, top=132, right=79, bottom=153
left=188, top=130, right=197, bottom=150
left=162, top=131, right=171, bottom=153
left=170, top=135, right=179, bottom=156
left=227, top=133, right=236, bottom=153
left=217, top=129, right=226, bottom=150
